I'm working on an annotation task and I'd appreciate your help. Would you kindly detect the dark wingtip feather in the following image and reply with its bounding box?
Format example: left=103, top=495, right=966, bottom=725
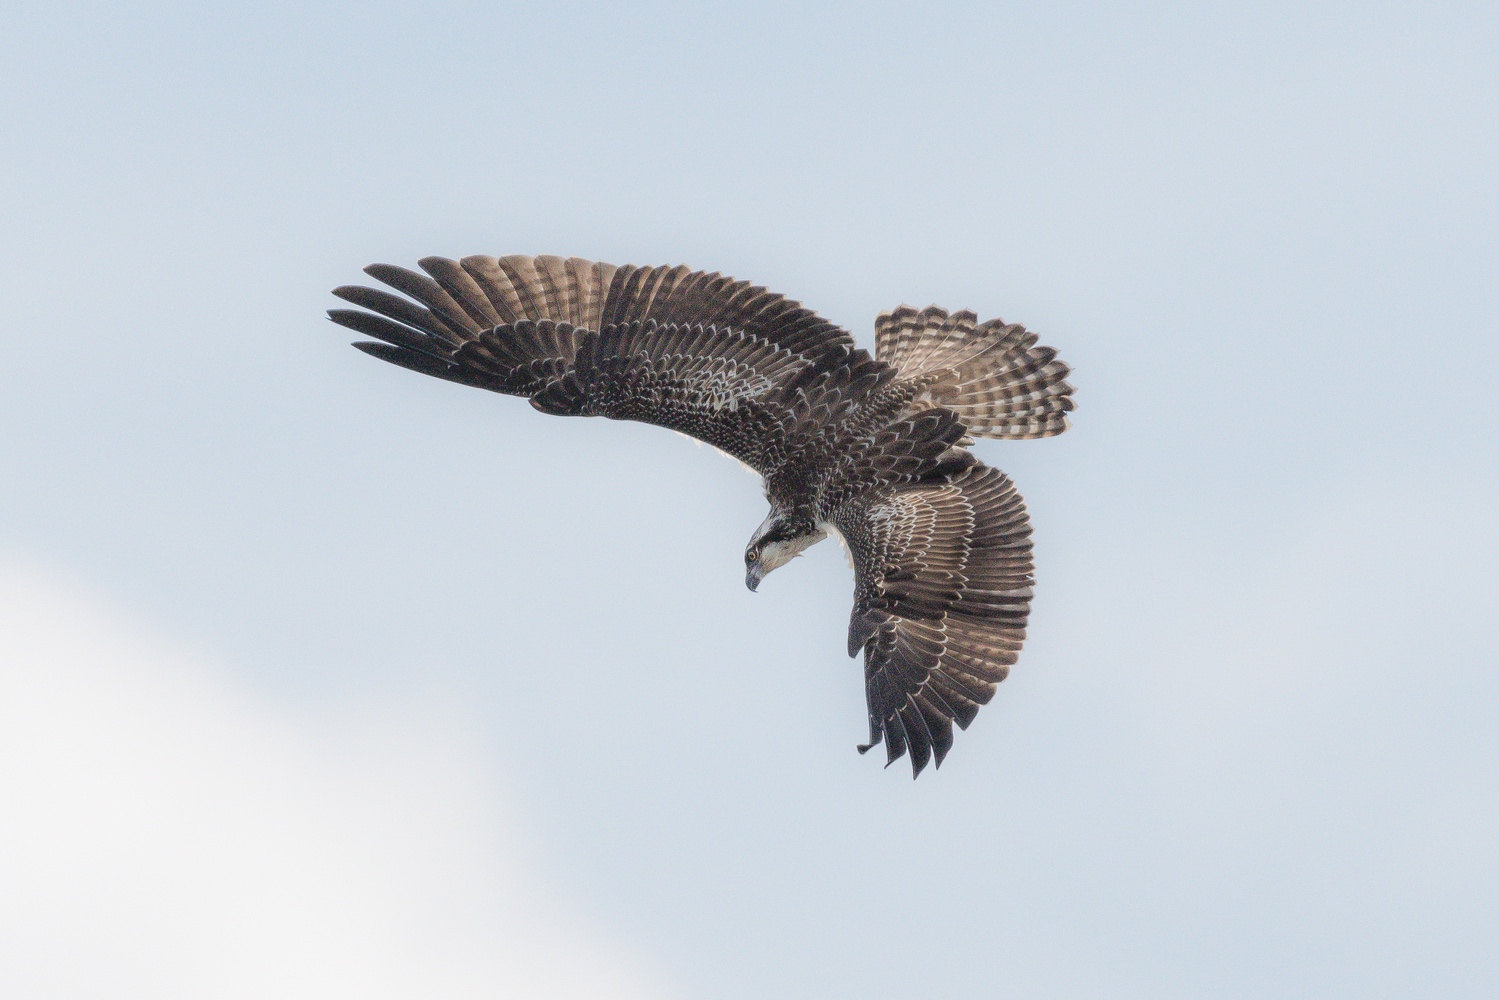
left=327, top=308, right=437, bottom=356
left=349, top=341, right=496, bottom=388
left=883, top=713, right=908, bottom=770
left=351, top=340, right=433, bottom=367
left=907, top=735, right=932, bottom=778
left=929, top=717, right=954, bottom=770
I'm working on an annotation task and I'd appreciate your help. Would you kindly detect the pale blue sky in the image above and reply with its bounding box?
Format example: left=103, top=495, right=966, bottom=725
left=2, top=3, right=1496, bottom=998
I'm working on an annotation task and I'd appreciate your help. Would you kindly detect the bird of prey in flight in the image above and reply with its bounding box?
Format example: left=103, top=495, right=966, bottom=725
left=329, top=255, right=1073, bottom=776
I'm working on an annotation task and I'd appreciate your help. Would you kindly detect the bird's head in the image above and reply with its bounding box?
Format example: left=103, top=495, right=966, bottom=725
left=745, top=510, right=826, bottom=592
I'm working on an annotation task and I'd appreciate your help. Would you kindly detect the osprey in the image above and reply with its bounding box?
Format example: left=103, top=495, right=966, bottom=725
left=329, top=255, right=1074, bottom=776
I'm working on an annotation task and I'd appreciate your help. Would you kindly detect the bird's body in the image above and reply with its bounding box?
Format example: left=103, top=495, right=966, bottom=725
left=330, top=255, right=1073, bottom=776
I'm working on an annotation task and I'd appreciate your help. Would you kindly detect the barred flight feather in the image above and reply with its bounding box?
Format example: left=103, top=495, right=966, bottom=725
left=876, top=304, right=1075, bottom=440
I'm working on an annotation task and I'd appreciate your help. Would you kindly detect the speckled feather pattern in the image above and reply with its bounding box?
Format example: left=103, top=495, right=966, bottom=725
left=329, top=255, right=1072, bottom=776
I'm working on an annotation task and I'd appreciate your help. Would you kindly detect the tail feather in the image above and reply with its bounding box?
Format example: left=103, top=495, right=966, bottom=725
left=875, top=305, right=1074, bottom=440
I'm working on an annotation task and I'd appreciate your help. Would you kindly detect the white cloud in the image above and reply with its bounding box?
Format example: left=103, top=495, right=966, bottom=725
left=0, top=561, right=669, bottom=1000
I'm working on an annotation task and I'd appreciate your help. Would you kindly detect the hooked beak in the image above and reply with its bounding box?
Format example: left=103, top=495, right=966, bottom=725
left=745, top=567, right=762, bottom=592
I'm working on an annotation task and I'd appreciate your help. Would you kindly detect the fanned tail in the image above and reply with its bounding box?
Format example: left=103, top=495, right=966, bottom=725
left=875, top=305, right=1074, bottom=440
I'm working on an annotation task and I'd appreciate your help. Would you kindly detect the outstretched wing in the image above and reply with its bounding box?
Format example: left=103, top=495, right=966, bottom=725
left=838, top=464, right=1033, bottom=776
left=328, top=255, right=868, bottom=472
left=875, top=305, right=1074, bottom=440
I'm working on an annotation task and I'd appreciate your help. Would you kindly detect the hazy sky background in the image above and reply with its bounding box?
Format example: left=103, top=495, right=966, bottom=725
left=2, top=3, right=1496, bottom=998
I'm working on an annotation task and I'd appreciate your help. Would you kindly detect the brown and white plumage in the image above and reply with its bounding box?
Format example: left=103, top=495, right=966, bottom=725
left=328, top=254, right=1073, bottom=776
left=876, top=305, right=1074, bottom=440
left=839, top=466, right=1033, bottom=773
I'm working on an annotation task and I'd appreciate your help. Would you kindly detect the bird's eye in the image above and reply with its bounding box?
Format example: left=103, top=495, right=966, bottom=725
left=747, top=551, right=758, bottom=564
